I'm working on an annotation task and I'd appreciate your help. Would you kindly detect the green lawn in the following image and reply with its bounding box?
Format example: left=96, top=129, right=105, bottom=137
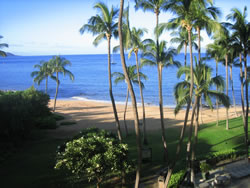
left=0, top=116, right=249, bottom=187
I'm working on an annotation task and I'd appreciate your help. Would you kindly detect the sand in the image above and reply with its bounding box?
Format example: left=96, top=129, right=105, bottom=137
left=47, top=100, right=243, bottom=139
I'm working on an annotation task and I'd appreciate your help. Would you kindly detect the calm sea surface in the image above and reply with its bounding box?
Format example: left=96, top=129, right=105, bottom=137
left=0, top=53, right=249, bottom=107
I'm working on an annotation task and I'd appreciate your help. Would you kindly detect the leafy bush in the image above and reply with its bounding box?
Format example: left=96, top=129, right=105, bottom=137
left=0, top=86, right=51, bottom=140
left=60, top=121, right=76, bottom=126
left=36, top=116, right=57, bottom=129
left=55, top=128, right=132, bottom=187
left=52, top=113, right=65, bottom=121
left=200, top=162, right=211, bottom=173
left=197, top=149, right=243, bottom=167
left=168, top=170, right=185, bottom=188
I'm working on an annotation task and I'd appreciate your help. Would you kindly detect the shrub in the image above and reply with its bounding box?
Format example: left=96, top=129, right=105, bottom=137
left=36, top=116, right=57, bottom=129
left=60, top=121, right=76, bottom=126
left=55, top=128, right=132, bottom=187
left=168, top=170, right=185, bottom=188
left=0, top=86, right=51, bottom=140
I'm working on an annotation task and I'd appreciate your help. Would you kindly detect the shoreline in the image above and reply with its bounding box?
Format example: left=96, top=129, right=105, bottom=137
left=47, top=99, right=243, bottom=138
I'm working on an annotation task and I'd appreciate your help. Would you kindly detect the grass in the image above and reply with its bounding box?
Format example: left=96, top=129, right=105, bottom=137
left=0, top=116, right=249, bottom=187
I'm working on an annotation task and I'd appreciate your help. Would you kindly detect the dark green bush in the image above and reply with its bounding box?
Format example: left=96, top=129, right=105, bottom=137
left=36, top=116, right=57, bottom=129
left=0, top=86, right=51, bottom=140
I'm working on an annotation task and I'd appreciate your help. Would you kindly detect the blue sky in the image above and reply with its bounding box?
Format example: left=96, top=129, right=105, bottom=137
left=0, top=0, right=249, bottom=56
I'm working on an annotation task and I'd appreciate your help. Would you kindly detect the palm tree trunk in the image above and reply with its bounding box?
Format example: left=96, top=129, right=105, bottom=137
left=53, top=72, right=59, bottom=112
left=244, top=51, right=249, bottom=157
left=190, top=96, right=199, bottom=183
left=164, top=26, right=194, bottom=187
left=124, top=88, right=129, bottom=137
left=197, top=27, right=201, bottom=65
left=225, top=54, right=229, bottom=130
left=107, top=35, right=122, bottom=141
left=240, top=54, right=245, bottom=124
left=184, top=42, right=187, bottom=66
left=135, top=51, right=147, bottom=145
left=45, top=76, right=48, bottom=94
left=230, top=65, right=237, bottom=117
left=118, top=1, right=142, bottom=187
left=158, top=64, right=168, bottom=162
left=216, top=60, right=219, bottom=126
left=199, top=97, right=203, bottom=124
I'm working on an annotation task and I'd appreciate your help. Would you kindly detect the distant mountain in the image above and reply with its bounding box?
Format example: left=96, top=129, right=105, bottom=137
left=6, top=52, right=16, bottom=56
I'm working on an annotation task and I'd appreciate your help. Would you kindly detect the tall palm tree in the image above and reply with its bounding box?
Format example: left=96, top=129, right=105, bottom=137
left=118, top=0, right=142, bottom=187
left=114, top=4, right=149, bottom=144
left=227, top=6, right=250, bottom=157
left=206, top=42, right=224, bottom=126
left=192, top=1, right=221, bottom=64
left=112, top=65, right=147, bottom=137
left=174, top=61, right=230, bottom=182
left=50, top=56, right=74, bottom=112
left=170, top=28, right=198, bottom=66
left=162, top=0, right=198, bottom=185
left=128, top=27, right=149, bottom=144
left=213, top=25, right=234, bottom=130
left=31, top=61, right=56, bottom=94
left=141, top=39, right=180, bottom=162
left=79, top=2, right=123, bottom=141
left=0, top=36, right=8, bottom=57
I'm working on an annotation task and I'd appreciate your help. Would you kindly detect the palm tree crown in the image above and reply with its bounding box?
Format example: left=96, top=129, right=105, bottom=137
left=79, top=2, right=118, bottom=45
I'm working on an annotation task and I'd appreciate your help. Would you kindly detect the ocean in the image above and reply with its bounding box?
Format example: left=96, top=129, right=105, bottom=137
left=0, top=53, right=249, bottom=107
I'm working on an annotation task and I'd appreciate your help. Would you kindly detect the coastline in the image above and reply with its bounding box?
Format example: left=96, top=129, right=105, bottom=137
left=48, top=99, right=243, bottom=138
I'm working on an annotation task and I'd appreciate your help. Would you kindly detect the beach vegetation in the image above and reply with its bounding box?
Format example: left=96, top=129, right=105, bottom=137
left=80, top=2, right=123, bottom=141
left=122, top=4, right=149, bottom=145
left=113, top=65, right=147, bottom=137
left=55, top=128, right=132, bottom=188
left=226, top=6, right=250, bottom=157
left=141, top=38, right=181, bottom=163
left=0, top=35, right=8, bottom=57
left=118, top=1, right=143, bottom=186
left=170, top=28, right=198, bottom=66
left=50, top=56, right=74, bottom=112
left=175, top=59, right=230, bottom=182
left=31, top=60, right=56, bottom=94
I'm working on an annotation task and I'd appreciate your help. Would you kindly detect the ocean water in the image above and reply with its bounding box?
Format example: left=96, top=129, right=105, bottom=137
left=0, top=53, right=249, bottom=107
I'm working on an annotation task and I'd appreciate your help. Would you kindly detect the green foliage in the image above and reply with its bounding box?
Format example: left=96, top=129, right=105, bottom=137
left=197, top=149, right=242, bottom=166
left=36, top=116, right=57, bottom=129
left=168, top=170, right=185, bottom=188
left=55, top=128, right=132, bottom=186
left=52, top=113, right=65, bottom=121
left=60, top=121, right=76, bottom=126
left=0, top=86, right=52, bottom=139
left=200, top=162, right=211, bottom=173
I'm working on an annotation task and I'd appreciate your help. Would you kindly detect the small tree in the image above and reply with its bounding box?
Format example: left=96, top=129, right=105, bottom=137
left=55, top=128, right=132, bottom=188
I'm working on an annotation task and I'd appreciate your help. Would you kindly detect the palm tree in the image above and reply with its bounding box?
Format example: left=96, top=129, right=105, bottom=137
left=0, top=36, right=8, bottom=57
left=112, top=65, right=147, bottom=137
left=114, top=4, right=149, bottom=144
left=206, top=42, right=224, bottom=126
left=128, top=27, right=149, bottom=144
left=31, top=61, right=55, bottom=94
left=192, top=1, right=221, bottom=64
left=141, top=39, right=180, bottom=162
left=227, top=6, right=250, bottom=157
left=162, top=0, right=198, bottom=185
left=170, top=28, right=198, bottom=66
left=118, top=0, right=142, bottom=187
left=174, top=61, right=230, bottom=182
left=213, top=25, right=234, bottom=130
left=50, top=56, right=74, bottom=112
left=79, top=2, right=123, bottom=141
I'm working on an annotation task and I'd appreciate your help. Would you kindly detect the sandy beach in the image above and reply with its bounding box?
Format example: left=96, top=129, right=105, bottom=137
left=48, top=100, right=243, bottom=138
